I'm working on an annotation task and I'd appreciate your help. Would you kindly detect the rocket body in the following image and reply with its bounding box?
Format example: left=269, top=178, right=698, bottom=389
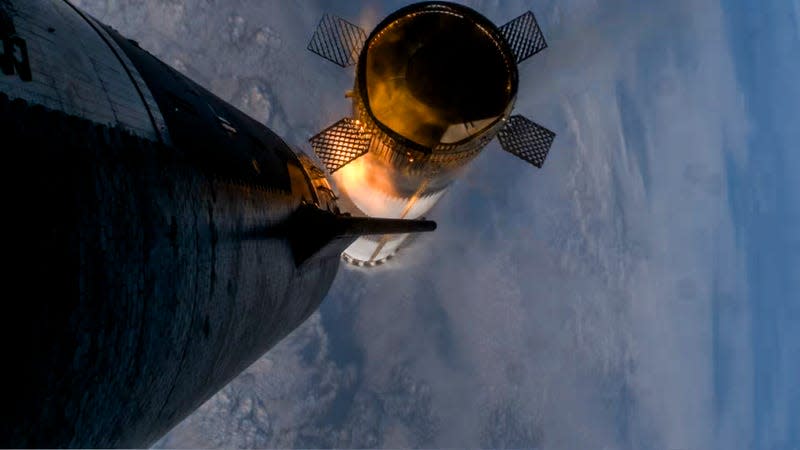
left=1, top=0, right=431, bottom=446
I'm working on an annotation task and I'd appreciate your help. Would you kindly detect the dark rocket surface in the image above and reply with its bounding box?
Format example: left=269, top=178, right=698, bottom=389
left=0, top=0, right=432, bottom=447
left=1, top=0, right=553, bottom=447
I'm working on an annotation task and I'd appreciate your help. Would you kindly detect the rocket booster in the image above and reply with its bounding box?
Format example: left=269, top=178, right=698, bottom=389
left=308, top=2, right=556, bottom=266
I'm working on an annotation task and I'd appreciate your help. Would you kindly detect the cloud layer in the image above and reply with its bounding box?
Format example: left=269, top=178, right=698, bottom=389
left=73, top=0, right=755, bottom=448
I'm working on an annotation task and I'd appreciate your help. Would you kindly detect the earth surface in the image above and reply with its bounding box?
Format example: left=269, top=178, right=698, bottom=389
left=73, top=0, right=799, bottom=448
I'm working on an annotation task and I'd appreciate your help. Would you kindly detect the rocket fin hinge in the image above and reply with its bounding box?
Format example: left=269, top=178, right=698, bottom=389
left=499, top=11, right=548, bottom=63
left=307, top=14, right=366, bottom=68
left=497, top=115, right=555, bottom=169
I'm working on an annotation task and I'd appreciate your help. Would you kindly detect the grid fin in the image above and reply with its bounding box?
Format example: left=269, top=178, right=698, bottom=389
left=497, top=115, right=555, bottom=168
left=309, top=118, right=371, bottom=173
left=307, top=14, right=366, bottom=67
left=499, top=11, right=548, bottom=63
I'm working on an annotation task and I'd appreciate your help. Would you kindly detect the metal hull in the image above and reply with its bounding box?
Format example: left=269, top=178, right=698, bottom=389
left=1, top=1, right=340, bottom=446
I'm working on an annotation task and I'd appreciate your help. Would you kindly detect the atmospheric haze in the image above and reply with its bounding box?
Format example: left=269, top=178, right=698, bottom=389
left=72, top=0, right=799, bottom=448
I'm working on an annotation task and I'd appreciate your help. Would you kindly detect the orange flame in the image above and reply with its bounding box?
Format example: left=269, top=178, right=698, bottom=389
left=333, top=152, right=401, bottom=217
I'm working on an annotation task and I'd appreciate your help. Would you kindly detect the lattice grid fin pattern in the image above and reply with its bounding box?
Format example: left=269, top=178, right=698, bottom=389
left=309, top=118, right=372, bottom=173
left=307, top=14, right=366, bottom=68
left=497, top=115, right=555, bottom=168
left=499, top=11, right=548, bottom=63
